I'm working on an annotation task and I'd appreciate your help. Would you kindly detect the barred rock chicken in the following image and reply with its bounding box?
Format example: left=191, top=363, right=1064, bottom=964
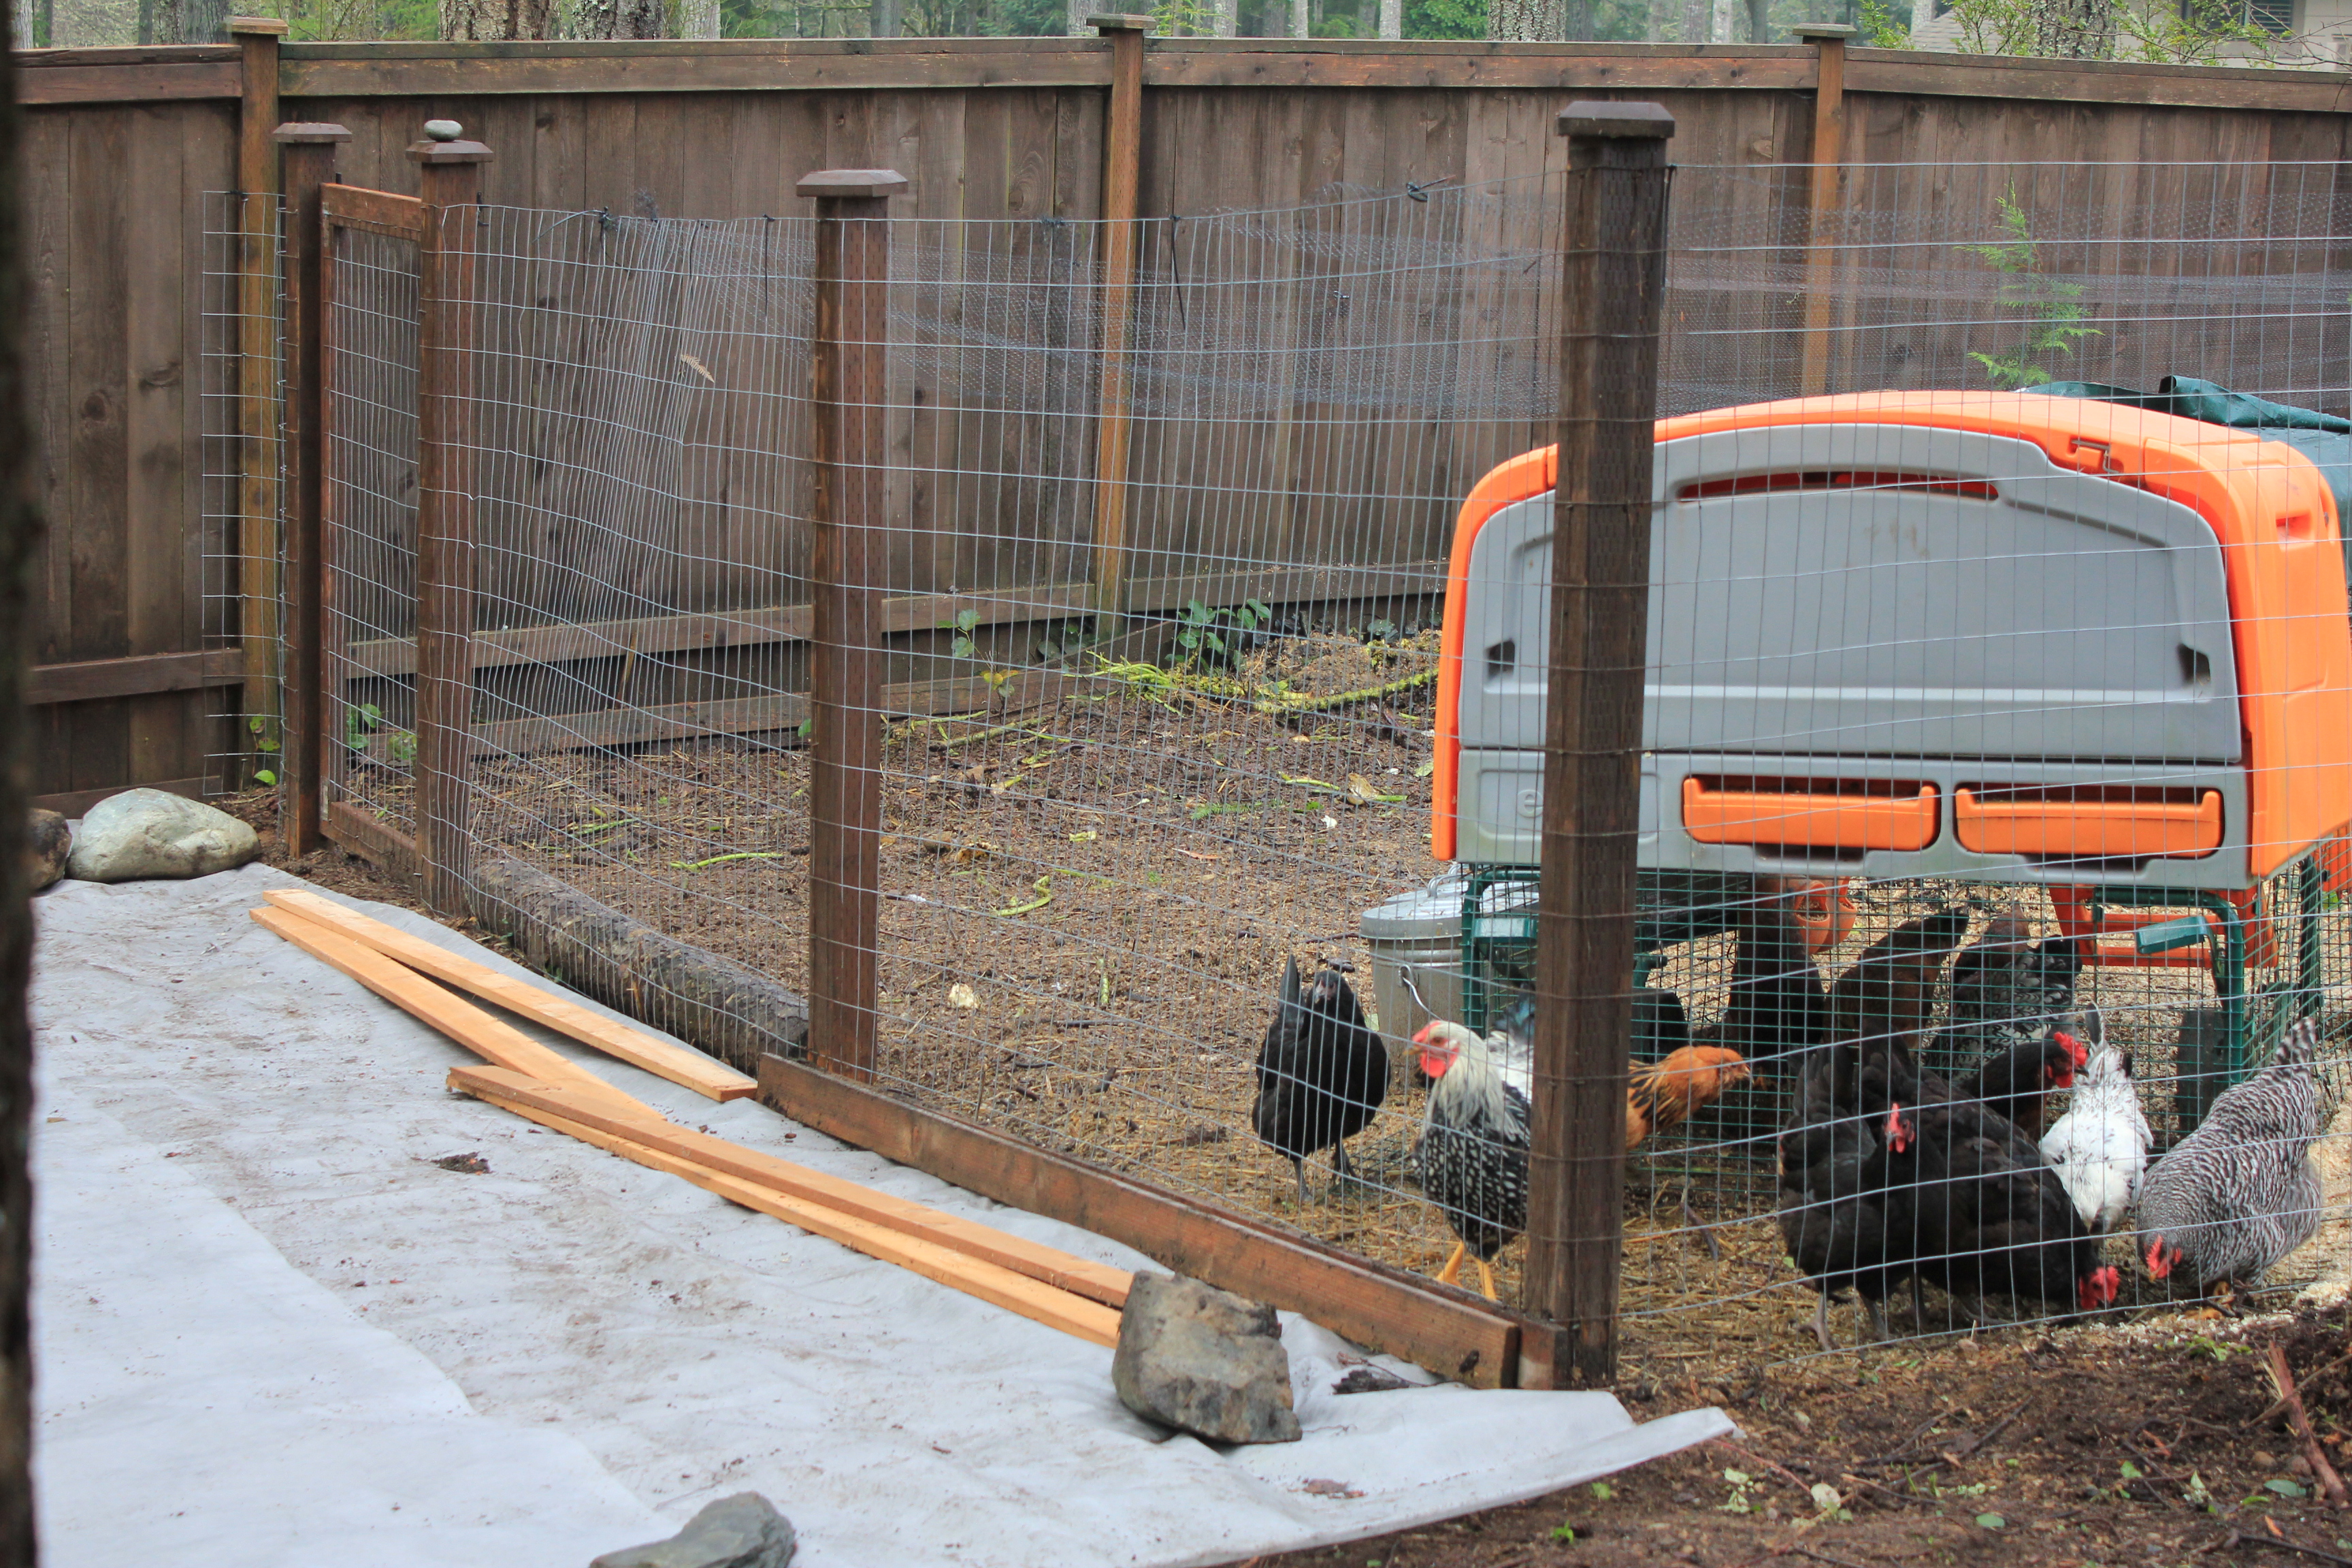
left=1409, top=1019, right=1529, bottom=1300
left=1944, top=915, right=2082, bottom=1061
left=1951, top=1028, right=2089, bottom=1140
left=2040, top=1021, right=2151, bottom=1237
left=1253, top=958, right=1388, bottom=1204
left=2139, top=1016, right=2325, bottom=1301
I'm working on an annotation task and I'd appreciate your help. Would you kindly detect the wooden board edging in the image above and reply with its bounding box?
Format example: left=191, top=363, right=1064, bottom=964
left=757, top=1052, right=1544, bottom=1388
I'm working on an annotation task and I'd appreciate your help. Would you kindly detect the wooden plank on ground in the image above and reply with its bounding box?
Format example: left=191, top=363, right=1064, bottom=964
left=461, top=1073, right=1122, bottom=1347
left=267, top=887, right=757, bottom=1102
left=324, top=800, right=423, bottom=896
left=450, top=1066, right=1133, bottom=1307
left=29, top=775, right=204, bottom=817
left=758, top=1053, right=1530, bottom=1388
left=250, top=904, right=657, bottom=1120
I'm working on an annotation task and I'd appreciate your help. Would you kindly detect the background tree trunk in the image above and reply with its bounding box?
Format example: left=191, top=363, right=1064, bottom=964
left=0, top=1, right=40, bottom=1563
left=2027, top=0, right=2114, bottom=53
left=573, top=0, right=664, bottom=36
left=1489, top=0, right=1564, bottom=39
left=442, top=0, right=555, bottom=42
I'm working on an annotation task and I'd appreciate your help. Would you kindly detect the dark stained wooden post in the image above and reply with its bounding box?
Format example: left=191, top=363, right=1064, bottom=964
left=1524, top=101, right=1673, bottom=1392
left=1795, top=23, right=1852, bottom=399
left=410, top=127, right=493, bottom=917
left=802, top=167, right=906, bottom=1084
left=273, top=122, right=351, bottom=860
left=231, top=16, right=286, bottom=788
left=1088, top=13, right=1149, bottom=633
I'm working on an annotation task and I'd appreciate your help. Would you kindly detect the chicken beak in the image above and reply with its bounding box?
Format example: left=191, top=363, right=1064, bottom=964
left=1882, top=1102, right=1910, bottom=1154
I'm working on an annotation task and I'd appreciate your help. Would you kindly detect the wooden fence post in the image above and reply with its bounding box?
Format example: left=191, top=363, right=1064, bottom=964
left=273, top=122, right=351, bottom=860
left=1524, top=101, right=1673, bottom=1392
left=230, top=16, right=285, bottom=790
left=410, top=127, right=494, bottom=917
left=1795, top=23, right=1853, bottom=399
left=802, top=167, right=906, bottom=1084
left=1088, top=14, right=1148, bottom=635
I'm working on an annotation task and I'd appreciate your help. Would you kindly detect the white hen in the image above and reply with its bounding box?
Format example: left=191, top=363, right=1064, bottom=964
left=2038, top=1027, right=2151, bottom=1236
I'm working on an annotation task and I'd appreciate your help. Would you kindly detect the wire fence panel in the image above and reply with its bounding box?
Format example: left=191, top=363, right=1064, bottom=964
left=288, top=158, right=2352, bottom=1377
left=325, top=223, right=425, bottom=834
left=201, top=191, right=284, bottom=798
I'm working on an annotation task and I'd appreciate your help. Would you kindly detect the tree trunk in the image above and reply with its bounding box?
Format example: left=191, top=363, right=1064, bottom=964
left=442, top=0, right=554, bottom=40
left=573, top=0, right=664, bottom=36
left=0, top=3, right=39, bottom=1563
left=1489, top=0, right=1563, bottom=38
left=2025, top=0, right=2113, bottom=53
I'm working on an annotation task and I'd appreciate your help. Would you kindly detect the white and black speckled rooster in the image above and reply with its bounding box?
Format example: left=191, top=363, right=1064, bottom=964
left=2138, top=1016, right=2327, bottom=1305
left=2038, top=1012, right=2151, bottom=1237
left=1942, top=914, right=2082, bottom=1062
left=1408, top=1019, right=1529, bottom=1301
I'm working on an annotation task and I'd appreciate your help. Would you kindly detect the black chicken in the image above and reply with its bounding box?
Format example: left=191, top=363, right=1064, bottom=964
left=1706, top=888, right=1832, bottom=1075
left=1408, top=1018, right=1529, bottom=1300
left=1252, top=958, right=1388, bottom=1204
left=1778, top=1041, right=1923, bottom=1349
left=1826, top=905, right=1974, bottom=1056
left=1903, top=1084, right=2119, bottom=1326
left=1950, top=1029, right=2088, bottom=1140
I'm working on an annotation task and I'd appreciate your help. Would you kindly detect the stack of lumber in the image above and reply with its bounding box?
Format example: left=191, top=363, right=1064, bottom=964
left=252, top=889, right=1130, bottom=1345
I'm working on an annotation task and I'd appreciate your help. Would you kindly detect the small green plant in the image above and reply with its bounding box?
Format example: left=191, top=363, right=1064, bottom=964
left=385, top=728, right=418, bottom=767
left=1957, top=188, right=2102, bottom=389
left=1549, top=1524, right=1577, bottom=1543
left=943, top=608, right=981, bottom=661
left=1172, top=598, right=1272, bottom=670
left=253, top=768, right=278, bottom=786
left=1718, top=1468, right=1755, bottom=1515
left=1589, top=1481, right=1614, bottom=1502
left=344, top=701, right=382, bottom=753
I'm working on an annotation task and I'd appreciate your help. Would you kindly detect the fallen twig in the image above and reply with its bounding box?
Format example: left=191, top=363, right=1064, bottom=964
left=2265, top=1344, right=2351, bottom=1509
left=2248, top=1342, right=2352, bottom=1431
left=2208, top=1530, right=2352, bottom=1567
left=1708, top=1439, right=1814, bottom=1497
left=1840, top=1473, right=1940, bottom=1508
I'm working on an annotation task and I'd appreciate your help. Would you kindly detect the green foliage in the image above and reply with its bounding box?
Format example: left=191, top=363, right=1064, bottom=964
left=944, top=608, right=982, bottom=662
left=1403, top=0, right=1482, bottom=37
left=1858, top=0, right=1908, bottom=44
left=240, top=0, right=437, bottom=41
left=1942, top=0, right=2289, bottom=63
left=1171, top=598, right=1271, bottom=670
left=252, top=768, right=279, bottom=786
left=1957, top=188, right=2100, bottom=389
left=344, top=701, right=382, bottom=754
left=1154, top=0, right=1216, bottom=31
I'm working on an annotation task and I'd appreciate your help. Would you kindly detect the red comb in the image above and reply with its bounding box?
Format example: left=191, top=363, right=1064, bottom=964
left=2053, top=1030, right=2088, bottom=1068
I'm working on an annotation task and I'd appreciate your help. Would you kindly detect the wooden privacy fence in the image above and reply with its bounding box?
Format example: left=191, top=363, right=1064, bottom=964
left=21, top=29, right=2352, bottom=809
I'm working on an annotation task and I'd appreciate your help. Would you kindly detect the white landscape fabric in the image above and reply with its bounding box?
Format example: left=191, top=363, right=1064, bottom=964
left=29, top=862, right=1731, bottom=1568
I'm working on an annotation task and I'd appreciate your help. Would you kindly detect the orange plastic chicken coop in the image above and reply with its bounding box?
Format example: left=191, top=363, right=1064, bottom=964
left=1433, top=392, right=2352, bottom=896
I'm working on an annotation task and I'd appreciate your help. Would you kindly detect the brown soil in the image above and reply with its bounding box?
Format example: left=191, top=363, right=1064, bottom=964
left=1250, top=1307, right=2352, bottom=1568
left=220, top=620, right=2352, bottom=1366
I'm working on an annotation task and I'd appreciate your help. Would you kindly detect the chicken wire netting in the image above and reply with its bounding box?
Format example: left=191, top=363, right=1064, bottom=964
left=287, top=159, right=2352, bottom=1375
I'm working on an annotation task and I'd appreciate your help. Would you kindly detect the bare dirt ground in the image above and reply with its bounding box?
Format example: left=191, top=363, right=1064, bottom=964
left=219, top=783, right=2352, bottom=1568
left=1250, top=1307, right=2352, bottom=1568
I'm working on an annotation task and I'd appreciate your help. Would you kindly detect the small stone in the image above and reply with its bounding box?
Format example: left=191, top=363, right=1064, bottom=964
left=1112, top=1273, right=1301, bottom=1446
left=2256, top=1451, right=2279, bottom=1471
left=25, top=810, right=69, bottom=892
left=591, top=1492, right=795, bottom=1568
left=65, top=789, right=260, bottom=883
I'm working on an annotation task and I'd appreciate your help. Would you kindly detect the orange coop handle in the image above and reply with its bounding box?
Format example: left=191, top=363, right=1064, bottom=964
left=1681, top=779, right=1940, bottom=852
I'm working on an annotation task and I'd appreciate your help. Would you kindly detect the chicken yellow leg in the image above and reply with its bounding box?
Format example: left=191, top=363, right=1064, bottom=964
left=1435, top=1241, right=1467, bottom=1287
left=1474, top=1257, right=1499, bottom=1302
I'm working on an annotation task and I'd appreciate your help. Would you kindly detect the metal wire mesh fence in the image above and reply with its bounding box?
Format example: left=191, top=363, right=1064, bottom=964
left=267, top=154, right=2352, bottom=1379
left=201, top=191, right=285, bottom=798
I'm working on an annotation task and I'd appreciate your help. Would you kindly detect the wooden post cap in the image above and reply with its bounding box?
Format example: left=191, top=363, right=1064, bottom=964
left=408, top=139, right=495, bottom=164
left=273, top=122, right=353, bottom=144
left=1790, top=20, right=1857, bottom=36
left=1556, top=101, right=1676, bottom=140
left=796, top=169, right=911, bottom=199
left=227, top=15, right=290, bottom=31
left=1089, top=12, right=1154, bottom=27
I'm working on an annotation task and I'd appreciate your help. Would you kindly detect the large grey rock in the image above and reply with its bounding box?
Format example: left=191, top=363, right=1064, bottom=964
left=65, top=789, right=260, bottom=883
left=591, top=1493, right=796, bottom=1568
left=1112, top=1273, right=1301, bottom=1445
left=26, top=810, right=69, bottom=892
